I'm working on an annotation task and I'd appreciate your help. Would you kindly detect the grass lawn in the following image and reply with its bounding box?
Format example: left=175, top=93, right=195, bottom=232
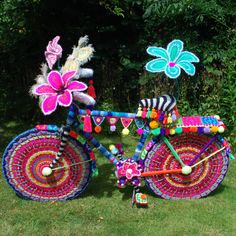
left=0, top=122, right=235, bottom=236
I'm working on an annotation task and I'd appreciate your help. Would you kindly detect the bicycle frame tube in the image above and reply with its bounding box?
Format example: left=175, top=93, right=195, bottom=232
left=71, top=104, right=150, bottom=164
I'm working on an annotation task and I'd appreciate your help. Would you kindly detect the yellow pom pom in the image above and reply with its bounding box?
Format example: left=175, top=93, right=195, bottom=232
left=149, top=120, right=159, bottom=129
left=122, top=128, right=130, bottom=136
left=214, top=115, right=220, bottom=120
left=170, top=129, right=175, bottom=135
left=109, top=145, right=115, bottom=151
left=211, top=126, right=218, bottom=133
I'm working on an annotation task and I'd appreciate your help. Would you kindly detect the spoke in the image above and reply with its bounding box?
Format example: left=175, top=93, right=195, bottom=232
left=162, top=136, right=185, bottom=167
left=51, top=159, right=92, bottom=171
left=191, top=147, right=225, bottom=168
left=189, top=135, right=217, bottom=166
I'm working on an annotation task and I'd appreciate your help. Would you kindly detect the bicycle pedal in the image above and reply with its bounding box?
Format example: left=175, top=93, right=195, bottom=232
left=135, top=193, right=148, bottom=205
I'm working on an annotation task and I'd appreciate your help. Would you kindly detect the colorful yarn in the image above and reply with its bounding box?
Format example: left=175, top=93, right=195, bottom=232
left=144, top=133, right=229, bottom=199
left=2, top=129, right=92, bottom=201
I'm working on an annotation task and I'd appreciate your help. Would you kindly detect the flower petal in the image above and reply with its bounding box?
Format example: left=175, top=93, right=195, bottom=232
left=145, top=58, right=167, bottom=73
left=34, top=83, right=56, bottom=95
left=45, top=52, right=57, bottom=70
left=146, top=47, right=169, bottom=61
left=167, top=40, right=184, bottom=62
left=62, top=70, right=77, bottom=87
left=165, top=65, right=181, bottom=79
left=67, top=81, right=88, bottom=92
left=177, top=51, right=199, bottom=63
left=41, top=95, right=58, bottom=115
left=47, top=71, right=63, bottom=91
left=58, top=90, right=72, bottom=107
left=178, top=61, right=196, bottom=76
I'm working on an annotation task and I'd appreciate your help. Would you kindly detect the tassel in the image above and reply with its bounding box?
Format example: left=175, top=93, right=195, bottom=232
left=150, top=108, right=157, bottom=119
left=141, top=107, right=147, bottom=119
left=136, top=106, right=142, bottom=117
left=167, top=113, right=172, bottom=124
left=83, top=110, right=92, bottom=132
left=146, top=107, right=151, bottom=119
left=159, top=111, right=165, bottom=122
left=163, top=113, right=168, bottom=125
left=87, top=80, right=96, bottom=99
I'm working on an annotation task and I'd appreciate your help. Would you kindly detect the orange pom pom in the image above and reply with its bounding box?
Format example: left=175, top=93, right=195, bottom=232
left=94, top=126, right=102, bottom=133
left=190, top=127, right=198, bottom=132
left=149, top=120, right=159, bottom=129
left=211, top=126, right=218, bottom=133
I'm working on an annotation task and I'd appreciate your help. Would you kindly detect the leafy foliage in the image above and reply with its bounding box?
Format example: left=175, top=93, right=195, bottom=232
left=0, top=0, right=235, bottom=145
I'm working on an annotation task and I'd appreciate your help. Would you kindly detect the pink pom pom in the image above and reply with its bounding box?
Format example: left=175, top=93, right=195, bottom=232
left=137, top=128, right=143, bottom=136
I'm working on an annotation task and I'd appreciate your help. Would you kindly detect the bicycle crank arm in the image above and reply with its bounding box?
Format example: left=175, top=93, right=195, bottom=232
left=141, top=169, right=182, bottom=177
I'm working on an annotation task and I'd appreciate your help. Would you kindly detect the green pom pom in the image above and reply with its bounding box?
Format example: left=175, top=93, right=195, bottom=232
left=151, top=128, right=160, bottom=136
left=175, top=127, right=183, bottom=134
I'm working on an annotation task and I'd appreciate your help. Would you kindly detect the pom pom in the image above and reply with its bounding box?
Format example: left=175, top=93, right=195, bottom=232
left=149, top=120, right=159, bottom=129
left=137, top=128, right=143, bottom=136
left=170, top=129, right=175, bottom=135
left=175, top=127, right=182, bottom=134
left=211, top=126, right=218, bottom=133
left=190, top=127, right=198, bottom=132
left=110, top=125, right=116, bottom=132
left=141, top=107, right=147, bottom=119
left=218, top=126, right=225, bottom=133
left=94, top=126, right=102, bottom=133
left=204, top=127, right=211, bottom=133
left=122, top=128, right=130, bottom=136
left=151, top=128, right=160, bottom=136
left=214, top=115, right=220, bottom=120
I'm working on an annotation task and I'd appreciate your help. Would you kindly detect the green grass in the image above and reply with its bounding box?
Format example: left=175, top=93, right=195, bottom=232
left=0, top=122, right=236, bottom=236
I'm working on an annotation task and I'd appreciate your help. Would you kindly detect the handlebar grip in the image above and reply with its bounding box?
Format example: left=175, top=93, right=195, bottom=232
left=77, top=68, right=94, bottom=79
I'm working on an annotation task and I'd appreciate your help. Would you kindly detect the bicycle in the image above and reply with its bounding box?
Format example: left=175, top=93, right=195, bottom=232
left=2, top=36, right=234, bottom=206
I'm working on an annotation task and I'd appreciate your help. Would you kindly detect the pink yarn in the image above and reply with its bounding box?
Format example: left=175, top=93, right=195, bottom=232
left=83, top=115, right=92, bottom=133
left=137, top=128, right=143, bottom=136
left=33, top=70, right=87, bottom=115
left=45, top=36, right=63, bottom=69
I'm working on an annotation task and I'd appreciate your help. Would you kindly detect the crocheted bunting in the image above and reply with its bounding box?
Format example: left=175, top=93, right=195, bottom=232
left=135, top=119, right=146, bottom=129
left=92, top=116, right=105, bottom=126
left=107, top=117, right=119, bottom=126
left=121, top=118, right=133, bottom=128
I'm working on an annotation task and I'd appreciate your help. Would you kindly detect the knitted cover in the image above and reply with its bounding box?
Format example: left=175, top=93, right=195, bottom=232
left=2, top=129, right=92, bottom=201
left=144, top=133, right=229, bottom=199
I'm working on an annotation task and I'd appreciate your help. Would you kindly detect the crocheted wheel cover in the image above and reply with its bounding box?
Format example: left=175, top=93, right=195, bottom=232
left=2, top=129, right=92, bottom=201
left=144, top=133, right=229, bottom=199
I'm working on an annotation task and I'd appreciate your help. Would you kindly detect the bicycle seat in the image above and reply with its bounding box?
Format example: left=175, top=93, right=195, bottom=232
left=138, top=94, right=176, bottom=112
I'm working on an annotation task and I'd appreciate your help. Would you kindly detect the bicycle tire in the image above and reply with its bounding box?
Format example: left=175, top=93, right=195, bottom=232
left=144, top=133, right=229, bottom=199
left=2, top=128, right=92, bottom=201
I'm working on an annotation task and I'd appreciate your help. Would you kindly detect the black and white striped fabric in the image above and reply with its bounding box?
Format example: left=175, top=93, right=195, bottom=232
left=139, top=95, right=176, bottom=112
left=49, top=126, right=70, bottom=168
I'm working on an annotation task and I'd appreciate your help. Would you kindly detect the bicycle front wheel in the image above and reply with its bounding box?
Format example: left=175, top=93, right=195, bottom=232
left=144, top=133, right=229, bottom=199
left=2, top=128, right=92, bottom=201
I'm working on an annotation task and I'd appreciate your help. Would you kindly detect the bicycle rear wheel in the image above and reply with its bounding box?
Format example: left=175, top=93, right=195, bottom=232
left=2, top=128, right=92, bottom=201
left=144, top=133, right=229, bottom=199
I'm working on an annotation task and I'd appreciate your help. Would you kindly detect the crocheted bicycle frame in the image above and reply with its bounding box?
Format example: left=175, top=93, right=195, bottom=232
left=2, top=37, right=234, bottom=205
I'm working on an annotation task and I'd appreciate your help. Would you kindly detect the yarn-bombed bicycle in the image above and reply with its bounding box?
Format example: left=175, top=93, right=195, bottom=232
left=2, top=36, right=234, bottom=205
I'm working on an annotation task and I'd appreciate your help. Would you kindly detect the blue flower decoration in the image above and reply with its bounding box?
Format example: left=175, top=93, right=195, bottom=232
left=145, top=40, right=199, bottom=79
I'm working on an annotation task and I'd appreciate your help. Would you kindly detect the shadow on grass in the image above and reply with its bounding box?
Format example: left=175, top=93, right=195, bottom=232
left=81, top=163, right=134, bottom=200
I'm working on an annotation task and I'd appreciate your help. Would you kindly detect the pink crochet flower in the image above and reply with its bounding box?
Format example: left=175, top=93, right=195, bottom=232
left=33, top=70, right=87, bottom=115
left=45, top=36, right=63, bottom=69
left=117, top=161, right=141, bottom=180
